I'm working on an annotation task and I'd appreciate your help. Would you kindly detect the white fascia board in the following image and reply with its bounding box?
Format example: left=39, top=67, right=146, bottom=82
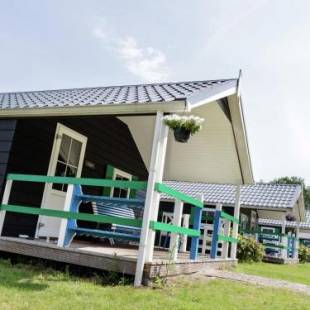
left=0, top=100, right=187, bottom=118
left=228, top=94, right=254, bottom=184
left=188, top=80, right=237, bottom=109
left=238, top=95, right=254, bottom=181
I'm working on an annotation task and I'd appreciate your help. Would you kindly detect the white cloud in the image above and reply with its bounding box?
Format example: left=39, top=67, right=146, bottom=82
left=92, top=23, right=170, bottom=83
left=116, top=36, right=169, bottom=82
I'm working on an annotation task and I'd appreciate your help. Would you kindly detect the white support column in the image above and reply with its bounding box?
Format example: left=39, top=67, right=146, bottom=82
left=57, top=184, right=74, bottom=247
left=281, top=219, right=286, bottom=259
left=222, top=219, right=230, bottom=259
left=180, top=214, right=190, bottom=252
left=281, top=236, right=287, bottom=259
left=134, top=112, right=168, bottom=287
left=294, top=224, right=300, bottom=260
left=145, top=121, right=168, bottom=262
left=216, top=203, right=223, bottom=256
left=231, top=186, right=240, bottom=260
left=281, top=219, right=286, bottom=235
left=170, top=199, right=184, bottom=261
left=0, top=179, right=13, bottom=236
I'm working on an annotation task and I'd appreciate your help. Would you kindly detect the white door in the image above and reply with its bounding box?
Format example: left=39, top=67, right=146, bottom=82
left=36, top=123, right=87, bottom=239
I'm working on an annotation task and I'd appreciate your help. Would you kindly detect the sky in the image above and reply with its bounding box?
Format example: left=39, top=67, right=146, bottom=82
left=0, top=0, right=309, bottom=184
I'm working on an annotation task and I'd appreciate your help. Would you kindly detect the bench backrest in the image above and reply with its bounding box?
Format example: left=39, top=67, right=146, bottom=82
left=92, top=202, right=135, bottom=220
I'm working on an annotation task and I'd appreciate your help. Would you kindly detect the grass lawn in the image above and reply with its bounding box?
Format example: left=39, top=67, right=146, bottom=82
left=236, top=262, right=310, bottom=286
left=0, top=260, right=310, bottom=309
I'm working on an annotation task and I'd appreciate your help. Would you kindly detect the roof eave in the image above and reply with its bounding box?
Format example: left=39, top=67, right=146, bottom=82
left=241, top=204, right=291, bottom=212
left=0, top=100, right=187, bottom=118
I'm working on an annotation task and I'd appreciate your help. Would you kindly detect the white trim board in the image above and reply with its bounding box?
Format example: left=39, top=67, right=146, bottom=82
left=0, top=101, right=187, bottom=118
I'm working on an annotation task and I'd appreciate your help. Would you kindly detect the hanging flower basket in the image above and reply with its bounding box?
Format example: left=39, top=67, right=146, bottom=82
left=286, top=214, right=296, bottom=222
left=173, top=127, right=191, bottom=143
left=163, top=114, right=205, bottom=143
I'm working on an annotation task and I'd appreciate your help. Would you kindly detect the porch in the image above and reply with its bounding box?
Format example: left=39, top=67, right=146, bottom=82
left=0, top=237, right=236, bottom=285
left=0, top=172, right=239, bottom=285
left=0, top=112, right=239, bottom=285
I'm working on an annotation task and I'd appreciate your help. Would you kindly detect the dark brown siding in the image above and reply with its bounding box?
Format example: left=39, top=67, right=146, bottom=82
left=0, top=120, right=16, bottom=194
left=2, top=116, right=148, bottom=237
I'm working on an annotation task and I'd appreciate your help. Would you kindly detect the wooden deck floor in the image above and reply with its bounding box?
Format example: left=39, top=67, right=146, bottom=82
left=0, top=237, right=237, bottom=284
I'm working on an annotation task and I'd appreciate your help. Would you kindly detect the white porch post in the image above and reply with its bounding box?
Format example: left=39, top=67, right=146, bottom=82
left=145, top=121, right=168, bottom=263
left=295, top=223, right=300, bottom=260
left=280, top=219, right=286, bottom=259
left=134, top=111, right=168, bottom=287
left=231, top=185, right=240, bottom=259
left=0, top=179, right=13, bottom=236
left=170, top=199, right=184, bottom=261
left=222, top=219, right=230, bottom=259
left=180, top=214, right=190, bottom=252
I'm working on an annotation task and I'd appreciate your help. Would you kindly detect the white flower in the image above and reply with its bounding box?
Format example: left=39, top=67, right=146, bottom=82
left=163, top=114, right=205, bottom=135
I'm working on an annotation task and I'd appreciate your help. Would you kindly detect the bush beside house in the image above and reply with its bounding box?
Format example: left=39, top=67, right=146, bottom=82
left=299, top=245, right=310, bottom=263
left=237, top=235, right=264, bottom=262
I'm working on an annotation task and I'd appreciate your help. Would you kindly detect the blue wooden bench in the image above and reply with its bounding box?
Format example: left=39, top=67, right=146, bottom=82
left=60, top=185, right=144, bottom=247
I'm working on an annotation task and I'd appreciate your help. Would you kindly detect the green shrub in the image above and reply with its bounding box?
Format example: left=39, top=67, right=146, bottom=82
left=237, top=235, right=264, bottom=262
left=298, top=244, right=310, bottom=263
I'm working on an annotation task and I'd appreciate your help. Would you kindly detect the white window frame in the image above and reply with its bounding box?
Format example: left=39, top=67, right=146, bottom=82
left=110, top=167, right=132, bottom=199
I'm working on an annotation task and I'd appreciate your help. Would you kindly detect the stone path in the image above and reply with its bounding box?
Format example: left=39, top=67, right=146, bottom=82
left=200, top=269, right=310, bottom=295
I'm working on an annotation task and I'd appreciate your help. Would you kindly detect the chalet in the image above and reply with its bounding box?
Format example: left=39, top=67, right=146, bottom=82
left=0, top=74, right=304, bottom=284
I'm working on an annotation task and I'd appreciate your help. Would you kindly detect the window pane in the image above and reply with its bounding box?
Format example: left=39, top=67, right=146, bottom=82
left=119, top=189, right=128, bottom=198
left=58, top=134, right=71, bottom=163
left=52, top=162, right=67, bottom=190
left=55, top=162, right=67, bottom=177
left=66, top=165, right=77, bottom=178
left=113, top=188, right=121, bottom=198
left=113, top=175, right=129, bottom=198
left=68, top=139, right=82, bottom=167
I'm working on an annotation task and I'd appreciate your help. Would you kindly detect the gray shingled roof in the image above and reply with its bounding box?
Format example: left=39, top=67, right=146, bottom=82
left=0, top=79, right=237, bottom=110
left=162, top=181, right=302, bottom=209
left=259, top=210, right=310, bottom=229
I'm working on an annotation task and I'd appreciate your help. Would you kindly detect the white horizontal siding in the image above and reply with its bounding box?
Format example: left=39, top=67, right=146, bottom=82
left=119, top=100, right=243, bottom=184
left=164, top=103, right=242, bottom=184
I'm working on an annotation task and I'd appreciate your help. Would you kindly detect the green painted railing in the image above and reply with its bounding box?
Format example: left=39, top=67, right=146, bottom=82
left=154, top=182, right=204, bottom=208
left=2, top=174, right=204, bottom=239
left=220, top=211, right=239, bottom=224
left=0, top=204, right=142, bottom=228
left=149, top=221, right=200, bottom=237
left=218, top=234, right=238, bottom=244
left=7, top=174, right=147, bottom=190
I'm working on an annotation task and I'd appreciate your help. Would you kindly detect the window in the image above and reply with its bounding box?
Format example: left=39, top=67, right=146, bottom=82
left=240, top=213, right=249, bottom=231
left=52, top=133, right=82, bottom=192
left=250, top=210, right=258, bottom=230
left=111, top=168, right=132, bottom=199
